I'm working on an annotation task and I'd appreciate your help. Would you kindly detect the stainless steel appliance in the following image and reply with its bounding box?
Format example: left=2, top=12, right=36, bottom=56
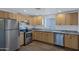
left=0, top=19, right=19, bottom=51
left=24, top=31, right=32, bottom=45
left=55, top=33, right=64, bottom=46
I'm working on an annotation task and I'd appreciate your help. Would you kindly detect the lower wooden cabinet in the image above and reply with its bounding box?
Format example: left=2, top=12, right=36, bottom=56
left=32, top=31, right=54, bottom=44
left=19, top=32, right=24, bottom=46
left=64, top=34, right=79, bottom=49
left=32, top=31, right=79, bottom=50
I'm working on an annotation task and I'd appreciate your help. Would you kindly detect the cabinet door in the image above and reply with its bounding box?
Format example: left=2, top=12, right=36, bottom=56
left=30, top=18, right=36, bottom=25
left=38, top=32, right=42, bottom=41
left=40, top=32, right=44, bottom=41
left=8, top=13, right=16, bottom=20
left=47, top=32, right=54, bottom=44
left=56, top=14, right=65, bottom=25
left=41, top=32, right=54, bottom=44
left=3, top=12, right=9, bottom=19
left=64, top=34, right=71, bottom=48
left=70, top=35, right=79, bottom=49
left=70, top=12, right=78, bottom=25
left=13, top=13, right=17, bottom=19
left=64, top=34, right=79, bottom=49
left=65, top=12, right=78, bottom=25
left=32, top=31, right=35, bottom=40
left=32, top=31, right=37, bottom=40
left=0, top=12, right=4, bottom=18
left=36, top=16, right=42, bottom=25
left=30, top=16, right=42, bottom=25
left=17, top=14, right=22, bottom=21
left=19, top=32, right=24, bottom=46
left=32, top=31, right=41, bottom=41
left=65, top=13, right=71, bottom=25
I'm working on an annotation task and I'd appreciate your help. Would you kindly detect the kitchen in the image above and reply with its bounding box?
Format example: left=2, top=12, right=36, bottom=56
left=0, top=8, right=79, bottom=51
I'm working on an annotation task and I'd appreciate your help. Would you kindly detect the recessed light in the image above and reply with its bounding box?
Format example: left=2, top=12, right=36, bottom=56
left=24, top=10, right=27, bottom=12
left=58, top=10, right=62, bottom=12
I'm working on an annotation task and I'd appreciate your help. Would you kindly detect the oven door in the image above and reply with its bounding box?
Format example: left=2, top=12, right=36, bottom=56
left=25, top=32, right=32, bottom=38
left=25, top=32, right=32, bottom=44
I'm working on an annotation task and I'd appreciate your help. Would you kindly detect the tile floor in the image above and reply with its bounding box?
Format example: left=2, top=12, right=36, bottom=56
left=19, top=41, right=70, bottom=51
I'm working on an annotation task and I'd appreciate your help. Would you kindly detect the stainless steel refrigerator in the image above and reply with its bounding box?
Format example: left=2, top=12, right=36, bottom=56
left=0, top=19, right=20, bottom=51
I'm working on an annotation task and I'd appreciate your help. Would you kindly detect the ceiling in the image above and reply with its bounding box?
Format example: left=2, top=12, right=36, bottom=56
left=0, top=8, right=78, bottom=16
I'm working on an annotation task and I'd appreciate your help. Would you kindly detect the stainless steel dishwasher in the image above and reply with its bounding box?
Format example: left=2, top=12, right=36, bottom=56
left=55, top=33, right=64, bottom=46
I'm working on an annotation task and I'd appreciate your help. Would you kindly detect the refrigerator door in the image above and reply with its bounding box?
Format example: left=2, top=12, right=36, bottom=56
left=5, top=30, right=19, bottom=51
left=0, top=19, right=4, bottom=29
left=0, top=19, right=6, bottom=50
left=0, top=30, right=6, bottom=49
left=5, top=19, right=18, bottom=30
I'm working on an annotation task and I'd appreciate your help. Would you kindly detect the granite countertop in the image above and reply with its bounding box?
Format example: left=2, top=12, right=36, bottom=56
left=32, top=29, right=79, bottom=35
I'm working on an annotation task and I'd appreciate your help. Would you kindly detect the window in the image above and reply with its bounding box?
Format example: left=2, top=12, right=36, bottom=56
left=43, top=16, right=56, bottom=30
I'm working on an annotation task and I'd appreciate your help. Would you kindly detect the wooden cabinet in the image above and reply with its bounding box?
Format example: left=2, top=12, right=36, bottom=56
left=0, top=11, right=9, bottom=18
left=32, top=31, right=41, bottom=41
left=0, top=11, right=32, bottom=21
left=65, top=12, right=78, bottom=25
left=56, top=12, right=78, bottom=25
left=64, top=34, right=79, bottom=49
left=0, top=12, right=4, bottom=18
left=32, top=31, right=54, bottom=44
left=56, top=13, right=66, bottom=25
left=16, top=14, right=22, bottom=21
left=3, top=12, right=9, bottom=18
left=0, top=11, right=17, bottom=20
left=16, top=14, right=28, bottom=21
left=8, top=13, right=17, bottom=20
left=19, top=32, right=24, bottom=46
left=44, top=32, right=54, bottom=44
left=30, top=16, right=42, bottom=25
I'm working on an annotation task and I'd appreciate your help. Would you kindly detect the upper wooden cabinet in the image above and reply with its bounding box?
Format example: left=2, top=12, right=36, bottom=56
left=16, top=14, right=29, bottom=21
left=56, top=12, right=78, bottom=25
left=65, top=12, right=78, bottom=25
left=0, top=12, right=6, bottom=18
left=8, top=13, right=17, bottom=20
left=16, top=14, right=24, bottom=21
left=56, top=13, right=65, bottom=25
left=0, top=11, right=17, bottom=20
left=30, top=16, right=42, bottom=25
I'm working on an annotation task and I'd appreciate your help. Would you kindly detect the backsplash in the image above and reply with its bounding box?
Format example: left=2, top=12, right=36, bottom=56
left=55, top=25, right=78, bottom=31
left=28, top=25, right=79, bottom=32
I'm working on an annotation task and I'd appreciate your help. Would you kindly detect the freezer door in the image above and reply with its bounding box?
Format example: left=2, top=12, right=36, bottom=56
left=0, top=19, right=4, bottom=29
left=5, top=30, right=19, bottom=51
left=5, top=19, right=18, bottom=30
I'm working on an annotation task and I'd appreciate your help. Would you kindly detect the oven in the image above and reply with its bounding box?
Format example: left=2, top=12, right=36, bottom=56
left=24, top=31, right=32, bottom=45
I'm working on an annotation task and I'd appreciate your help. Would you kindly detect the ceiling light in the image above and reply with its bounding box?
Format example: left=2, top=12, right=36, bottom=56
left=24, top=10, right=27, bottom=12
left=58, top=10, right=62, bottom=13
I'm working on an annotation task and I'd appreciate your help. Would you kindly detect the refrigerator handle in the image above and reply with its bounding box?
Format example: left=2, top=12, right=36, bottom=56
left=18, top=22, right=20, bottom=37
left=18, top=30, right=20, bottom=36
